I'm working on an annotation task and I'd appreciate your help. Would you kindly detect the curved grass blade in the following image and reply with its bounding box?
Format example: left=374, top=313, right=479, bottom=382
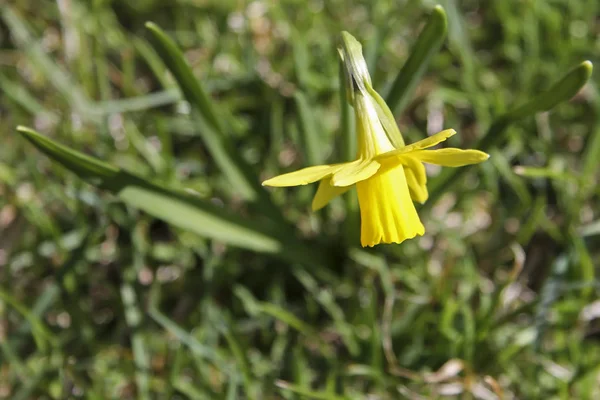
left=233, top=286, right=318, bottom=337
left=145, top=22, right=287, bottom=225
left=385, top=5, right=447, bottom=115
left=2, top=6, right=97, bottom=121
left=504, top=61, right=593, bottom=121
left=0, top=289, right=55, bottom=353
left=144, top=22, right=224, bottom=134
left=275, top=380, right=350, bottom=400
left=16, top=127, right=325, bottom=264
left=425, top=61, right=593, bottom=210
left=145, top=23, right=255, bottom=197
left=338, top=58, right=359, bottom=245
left=294, top=91, right=323, bottom=165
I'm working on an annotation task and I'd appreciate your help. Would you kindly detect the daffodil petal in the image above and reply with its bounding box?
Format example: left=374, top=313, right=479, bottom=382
left=403, top=129, right=457, bottom=152
left=374, top=129, right=457, bottom=162
left=356, top=164, right=424, bottom=247
left=376, top=154, right=428, bottom=203
left=401, top=155, right=426, bottom=185
left=312, top=177, right=351, bottom=211
left=262, top=164, right=343, bottom=187
left=410, top=148, right=490, bottom=167
left=405, top=167, right=428, bottom=203
left=366, top=85, right=405, bottom=148
left=331, top=160, right=380, bottom=187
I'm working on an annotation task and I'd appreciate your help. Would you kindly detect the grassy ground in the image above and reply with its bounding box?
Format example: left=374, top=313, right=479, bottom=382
left=1, top=0, right=600, bottom=398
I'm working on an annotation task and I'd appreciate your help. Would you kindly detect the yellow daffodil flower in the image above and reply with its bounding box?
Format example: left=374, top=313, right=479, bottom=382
left=263, top=31, right=489, bottom=247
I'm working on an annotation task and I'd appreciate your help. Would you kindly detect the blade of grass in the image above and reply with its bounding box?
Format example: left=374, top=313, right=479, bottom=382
left=145, top=22, right=287, bottom=224
left=17, top=126, right=329, bottom=265
left=0, top=289, right=55, bottom=352
left=121, top=281, right=150, bottom=400
left=219, top=323, right=255, bottom=399
left=94, top=89, right=181, bottom=114
left=293, top=269, right=360, bottom=356
left=144, top=22, right=224, bottom=134
left=581, top=82, right=600, bottom=197
left=121, top=238, right=151, bottom=400
left=233, top=286, right=318, bottom=337
left=275, top=380, right=350, bottom=400
left=2, top=6, right=97, bottom=121
left=338, top=59, right=359, bottom=245
left=385, top=5, right=447, bottom=115
left=294, top=91, right=324, bottom=165
left=0, top=72, right=57, bottom=122
left=148, top=306, right=229, bottom=371
left=12, top=229, right=91, bottom=348
left=424, top=61, right=593, bottom=211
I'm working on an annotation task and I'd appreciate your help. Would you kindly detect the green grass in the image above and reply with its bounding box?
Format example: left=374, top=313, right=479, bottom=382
left=1, top=0, right=599, bottom=398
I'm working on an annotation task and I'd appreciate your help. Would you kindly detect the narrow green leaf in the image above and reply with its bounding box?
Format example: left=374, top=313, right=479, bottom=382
left=294, top=91, right=323, bottom=165
left=294, top=269, right=360, bottom=356
left=145, top=21, right=224, bottom=134
left=338, top=60, right=356, bottom=162
left=514, top=165, right=578, bottom=182
left=489, top=149, right=532, bottom=207
left=0, top=340, right=29, bottom=383
left=145, top=22, right=286, bottom=224
left=145, top=22, right=259, bottom=201
left=17, top=126, right=119, bottom=184
left=0, top=289, right=55, bottom=352
left=121, top=244, right=151, bottom=400
left=385, top=5, right=447, bottom=115
left=292, top=32, right=311, bottom=89
left=17, top=126, right=326, bottom=265
left=0, top=72, right=57, bottom=122
left=12, top=368, right=47, bottom=400
left=517, top=196, right=547, bottom=244
left=338, top=59, right=360, bottom=245
left=95, top=89, right=181, bottom=114
left=172, top=378, right=210, bottom=399
left=133, top=36, right=173, bottom=89
left=11, top=230, right=91, bottom=350
left=275, top=380, right=350, bottom=400
left=1, top=6, right=96, bottom=121
left=234, top=286, right=318, bottom=337
left=148, top=307, right=228, bottom=369
left=425, top=61, right=593, bottom=210
left=506, top=61, right=593, bottom=120
left=581, top=82, right=600, bottom=196
left=571, top=234, right=594, bottom=298
left=220, top=324, right=254, bottom=398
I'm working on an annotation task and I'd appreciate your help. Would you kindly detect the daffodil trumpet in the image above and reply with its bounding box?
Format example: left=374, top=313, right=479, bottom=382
left=263, top=32, right=489, bottom=247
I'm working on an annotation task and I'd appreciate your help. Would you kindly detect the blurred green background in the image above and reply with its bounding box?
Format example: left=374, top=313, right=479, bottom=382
left=1, top=0, right=600, bottom=398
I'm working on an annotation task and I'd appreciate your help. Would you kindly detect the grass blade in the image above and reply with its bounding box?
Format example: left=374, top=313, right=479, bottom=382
left=384, top=5, right=447, bottom=115
left=275, top=380, right=350, bottom=400
left=16, top=126, right=327, bottom=264
left=144, top=22, right=224, bottom=134
left=144, top=23, right=250, bottom=196
left=505, top=61, right=593, bottom=121
left=145, top=22, right=287, bottom=224
left=2, top=6, right=96, bottom=121
left=425, top=61, right=593, bottom=210
left=294, top=91, right=324, bottom=165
